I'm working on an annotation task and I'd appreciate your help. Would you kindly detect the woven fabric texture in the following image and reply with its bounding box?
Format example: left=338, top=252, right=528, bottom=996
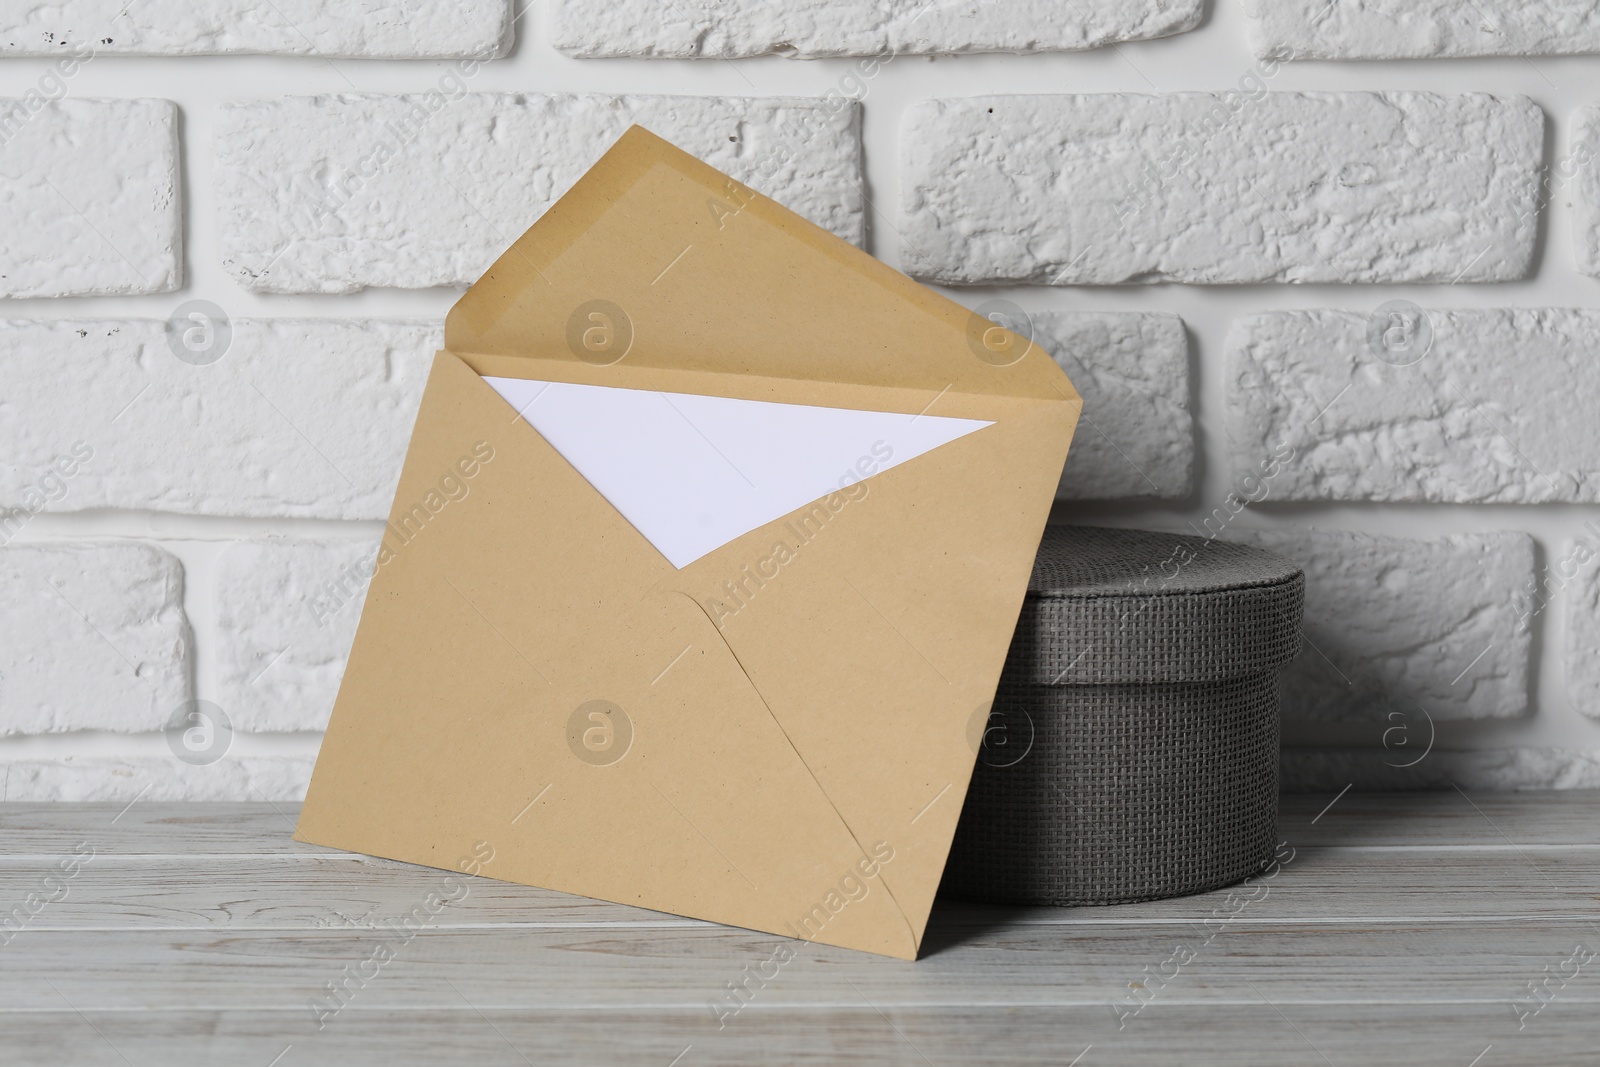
left=1007, top=526, right=1305, bottom=685
left=944, top=677, right=1282, bottom=906
left=943, top=526, right=1305, bottom=908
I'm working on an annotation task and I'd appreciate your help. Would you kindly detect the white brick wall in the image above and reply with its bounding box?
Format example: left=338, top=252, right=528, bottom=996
left=0, top=1, right=511, bottom=57
left=1244, top=0, right=1600, bottom=60
left=1578, top=107, right=1600, bottom=279
left=901, top=93, right=1543, bottom=285
left=1229, top=529, right=1532, bottom=723
left=1228, top=310, right=1600, bottom=503
left=552, top=0, right=1204, bottom=57
left=1044, top=313, right=1192, bottom=501
left=1282, top=748, right=1600, bottom=793
left=0, top=757, right=315, bottom=801
left=0, top=99, right=179, bottom=296
left=0, top=320, right=437, bottom=518
left=2, top=4, right=1598, bottom=798
left=215, top=538, right=376, bottom=732
left=0, top=543, right=190, bottom=734
left=216, top=94, right=865, bottom=293
left=1565, top=546, right=1600, bottom=723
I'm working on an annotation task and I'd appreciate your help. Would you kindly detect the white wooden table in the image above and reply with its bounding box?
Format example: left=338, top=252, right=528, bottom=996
left=2, top=792, right=1596, bottom=1065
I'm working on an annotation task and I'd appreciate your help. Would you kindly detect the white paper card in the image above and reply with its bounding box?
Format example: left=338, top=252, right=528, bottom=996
left=484, top=377, right=992, bottom=568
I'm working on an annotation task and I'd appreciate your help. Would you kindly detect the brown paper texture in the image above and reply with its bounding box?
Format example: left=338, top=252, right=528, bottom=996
left=296, top=127, right=1081, bottom=959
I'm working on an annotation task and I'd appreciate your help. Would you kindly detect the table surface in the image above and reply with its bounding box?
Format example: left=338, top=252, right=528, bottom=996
left=2, top=791, right=1596, bottom=1066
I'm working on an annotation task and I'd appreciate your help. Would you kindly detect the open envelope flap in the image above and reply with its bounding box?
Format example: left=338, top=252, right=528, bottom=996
left=297, top=352, right=924, bottom=958
left=442, top=125, right=1079, bottom=407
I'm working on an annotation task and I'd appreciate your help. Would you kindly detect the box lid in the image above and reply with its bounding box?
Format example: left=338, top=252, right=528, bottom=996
left=1004, top=526, right=1305, bottom=686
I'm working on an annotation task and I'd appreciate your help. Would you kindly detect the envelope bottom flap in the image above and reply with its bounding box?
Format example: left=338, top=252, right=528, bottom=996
left=662, top=394, right=1081, bottom=944
left=672, top=592, right=924, bottom=954
left=298, top=386, right=924, bottom=958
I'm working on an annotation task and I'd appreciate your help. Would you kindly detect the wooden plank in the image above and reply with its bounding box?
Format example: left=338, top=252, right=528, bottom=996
left=2, top=796, right=1597, bottom=1065
left=0, top=802, right=323, bottom=856
left=1, top=1003, right=1593, bottom=1067
left=1, top=846, right=1597, bottom=931
left=2, top=921, right=1596, bottom=1011
left=1279, top=789, right=1600, bottom=847
left=4, top=792, right=1597, bottom=857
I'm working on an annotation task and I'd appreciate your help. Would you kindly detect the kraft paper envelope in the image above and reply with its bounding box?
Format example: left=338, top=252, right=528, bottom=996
left=296, top=127, right=1081, bottom=960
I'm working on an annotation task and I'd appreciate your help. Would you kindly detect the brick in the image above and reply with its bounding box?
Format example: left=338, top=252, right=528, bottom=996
left=1037, top=312, right=1191, bottom=500
left=1576, top=107, right=1600, bottom=279
left=0, top=320, right=436, bottom=520
left=216, top=539, right=378, bottom=732
left=1228, top=309, right=1600, bottom=504
left=0, top=757, right=313, bottom=801
left=1244, top=0, right=1600, bottom=59
left=552, top=0, right=1202, bottom=57
left=0, top=1, right=509, bottom=57
left=1281, top=748, right=1600, bottom=793
left=0, top=543, right=190, bottom=734
left=1564, top=541, right=1600, bottom=722
left=0, top=98, right=179, bottom=297
left=901, top=93, right=1542, bottom=285
left=1228, top=528, right=1532, bottom=723
left=216, top=94, right=864, bottom=294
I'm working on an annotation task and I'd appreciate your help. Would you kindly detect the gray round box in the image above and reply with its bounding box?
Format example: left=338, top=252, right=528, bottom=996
left=943, top=526, right=1305, bottom=907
